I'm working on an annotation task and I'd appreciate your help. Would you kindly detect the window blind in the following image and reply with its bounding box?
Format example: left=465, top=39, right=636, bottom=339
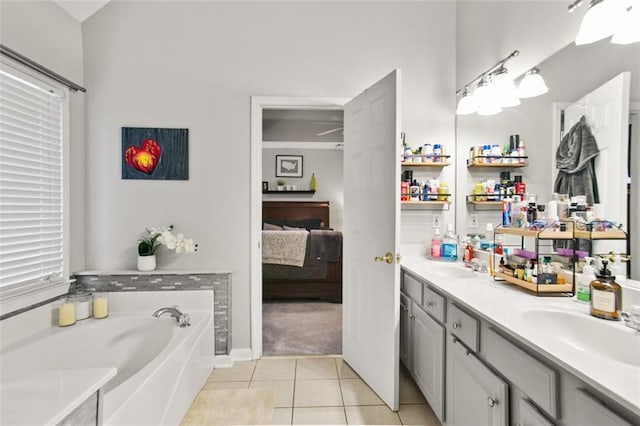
left=0, top=68, right=64, bottom=289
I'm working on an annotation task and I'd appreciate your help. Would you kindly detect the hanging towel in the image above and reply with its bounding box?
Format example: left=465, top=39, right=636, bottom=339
left=554, top=115, right=600, bottom=204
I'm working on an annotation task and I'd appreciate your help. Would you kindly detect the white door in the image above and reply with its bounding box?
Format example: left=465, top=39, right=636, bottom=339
left=342, top=70, right=401, bottom=410
left=556, top=72, right=630, bottom=255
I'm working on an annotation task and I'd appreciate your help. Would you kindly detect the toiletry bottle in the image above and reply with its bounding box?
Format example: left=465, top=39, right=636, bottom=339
left=590, top=260, right=622, bottom=321
left=577, top=257, right=596, bottom=303
left=481, top=223, right=493, bottom=250
left=410, top=179, right=420, bottom=201
left=517, top=139, right=526, bottom=163
left=442, top=224, right=458, bottom=261
left=502, top=198, right=511, bottom=227
left=514, top=175, right=526, bottom=196
left=431, top=228, right=442, bottom=259
left=463, top=238, right=474, bottom=267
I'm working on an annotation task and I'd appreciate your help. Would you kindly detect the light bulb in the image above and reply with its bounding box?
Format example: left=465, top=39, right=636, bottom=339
left=518, top=68, right=549, bottom=98
left=456, top=88, right=478, bottom=115
left=575, top=0, right=626, bottom=45
left=492, top=68, right=521, bottom=108
left=611, top=0, right=640, bottom=45
left=475, top=78, right=502, bottom=115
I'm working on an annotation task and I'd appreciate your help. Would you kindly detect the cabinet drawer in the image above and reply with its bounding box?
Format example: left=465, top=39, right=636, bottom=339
left=484, top=327, right=558, bottom=418
left=422, top=286, right=445, bottom=324
left=402, top=272, right=423, bottom=303
left=447, top=302, right=479, bottom=352
left=575, top=389, right=633, bottom=426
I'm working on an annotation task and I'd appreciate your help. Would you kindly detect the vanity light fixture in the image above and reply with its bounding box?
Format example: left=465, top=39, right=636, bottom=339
left=569, top=0, right=640, bottom=45
left=611, top=0, right=640, bottom=44
left=518, top=68, right=549, bottom=98
left=475, top=77, right=502, bottom=116
left=455, top=86, right=478, bottom=115
left=456, top=50, right=548, bottom=116
left=492, top=67, right=521, bottom=108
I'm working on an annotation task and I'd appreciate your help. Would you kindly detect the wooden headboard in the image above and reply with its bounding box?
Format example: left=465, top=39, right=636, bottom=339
left=262, top=201, right=330, bottom=228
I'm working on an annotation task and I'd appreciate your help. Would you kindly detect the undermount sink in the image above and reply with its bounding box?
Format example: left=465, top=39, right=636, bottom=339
left=425, top=264, right=477, bottom=279
left=521, top=309, right=640, bottom=367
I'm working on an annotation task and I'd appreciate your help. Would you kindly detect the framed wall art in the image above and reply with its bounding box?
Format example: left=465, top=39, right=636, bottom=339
left=275, top=155, right=303, bottom=178
left=122, top=127, right=189, bottom=180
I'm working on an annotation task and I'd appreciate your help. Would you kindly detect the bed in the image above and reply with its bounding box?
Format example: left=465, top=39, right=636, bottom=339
left=262, top=201, right=342, bottom=303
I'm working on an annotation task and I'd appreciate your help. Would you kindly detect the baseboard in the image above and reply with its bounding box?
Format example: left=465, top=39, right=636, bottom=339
left=230, top=348, right=254, bottom=361
left=214, top=348, right=254, bottom=368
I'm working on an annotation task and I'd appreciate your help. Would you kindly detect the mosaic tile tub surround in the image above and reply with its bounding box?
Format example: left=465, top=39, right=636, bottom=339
left=73, top=271, right=231, bottom=355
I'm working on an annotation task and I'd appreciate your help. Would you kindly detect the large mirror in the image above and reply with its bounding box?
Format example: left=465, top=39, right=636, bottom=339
left=455, top=38, right=640, bottom=280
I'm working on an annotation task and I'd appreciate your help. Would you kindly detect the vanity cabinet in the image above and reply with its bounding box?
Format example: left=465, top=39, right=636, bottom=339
left=446, top=333, right=509, bottom=426
left=400, top=271, right=445, bottom=423
left=574, top=389, right=633, bottom=426
left=400, top=267, right=640, bottom=426
left=399, top=292, right=412, bottom=371
left=412, top=303, right=445, bottom=421
left=518, top=398, right=555, bottom=426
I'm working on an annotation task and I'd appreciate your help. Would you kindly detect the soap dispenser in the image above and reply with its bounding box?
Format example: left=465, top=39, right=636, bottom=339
left=589, top=260, right=622, bottom=321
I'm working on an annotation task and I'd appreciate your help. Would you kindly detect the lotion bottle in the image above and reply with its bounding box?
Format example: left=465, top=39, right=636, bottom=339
left=590, top=260, right=622, bottom=321
left=576, top=257, right=596, bottom=303
left=430, top=228, right=442, bottom=259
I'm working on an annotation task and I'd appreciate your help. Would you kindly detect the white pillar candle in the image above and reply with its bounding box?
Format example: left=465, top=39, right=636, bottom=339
left=93, top=294, right=109, bottom=319
left=59, top=302, right=76, bottom=327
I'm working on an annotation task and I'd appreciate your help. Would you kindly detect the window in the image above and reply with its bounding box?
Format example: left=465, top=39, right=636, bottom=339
left=0, top=62, right=69, bottom=309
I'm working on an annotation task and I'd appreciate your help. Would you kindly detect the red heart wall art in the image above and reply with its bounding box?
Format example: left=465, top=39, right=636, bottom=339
left=124, top=139, right=162, bottom=174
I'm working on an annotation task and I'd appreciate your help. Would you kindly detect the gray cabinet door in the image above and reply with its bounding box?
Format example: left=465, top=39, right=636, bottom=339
left=400, top=292, right=412, bottom=371
left=412, top=304, right=445, bottom=423
left=446, top=334, right=509, bottom=426
left=518, top=398, right=554, bottom=426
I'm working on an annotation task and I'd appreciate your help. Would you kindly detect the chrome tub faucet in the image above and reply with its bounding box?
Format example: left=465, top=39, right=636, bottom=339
left=152, top=306, right=191, bottom=327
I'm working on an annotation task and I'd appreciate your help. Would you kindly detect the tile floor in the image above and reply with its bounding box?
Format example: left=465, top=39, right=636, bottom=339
left=185, top=356, right=441, bottom=425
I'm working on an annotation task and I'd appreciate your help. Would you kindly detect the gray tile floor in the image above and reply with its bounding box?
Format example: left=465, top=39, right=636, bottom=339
left=185, top=356, right=441, bottom=425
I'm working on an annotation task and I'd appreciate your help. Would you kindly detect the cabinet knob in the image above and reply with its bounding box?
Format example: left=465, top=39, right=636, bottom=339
left=426, top=300, right=434, bottom=307
left=487, top=397, right=498, bottom=407
left=452, top=321, right=461, bottom=329
left=409, top=314, right=415, bottom=319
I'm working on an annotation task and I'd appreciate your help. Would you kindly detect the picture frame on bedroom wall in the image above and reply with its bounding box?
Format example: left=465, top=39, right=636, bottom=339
left=275, top=155, right=303, bottom=178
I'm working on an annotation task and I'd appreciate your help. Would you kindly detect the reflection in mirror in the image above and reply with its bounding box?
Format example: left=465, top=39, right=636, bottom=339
left=455, top=39, right=640, bottom=279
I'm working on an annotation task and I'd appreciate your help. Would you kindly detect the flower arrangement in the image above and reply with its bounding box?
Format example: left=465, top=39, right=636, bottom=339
left=138, top=225, right=198, bottom=256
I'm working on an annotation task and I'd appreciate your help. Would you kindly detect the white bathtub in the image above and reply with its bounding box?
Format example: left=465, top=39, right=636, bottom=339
left=0, top=291, right=215, bottom=425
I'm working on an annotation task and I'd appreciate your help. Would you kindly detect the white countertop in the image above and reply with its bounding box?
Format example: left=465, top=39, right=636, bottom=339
left=401, top=255, right=640, bottom=417
left=74, top=269, right=232, bottom=276
left=0, top=367, right=116, bottom=425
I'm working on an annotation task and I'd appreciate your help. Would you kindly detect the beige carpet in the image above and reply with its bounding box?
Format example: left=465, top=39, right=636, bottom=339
left=263, top=301, right=342, bottom=356
left=180, top=388, right=275, bottom=425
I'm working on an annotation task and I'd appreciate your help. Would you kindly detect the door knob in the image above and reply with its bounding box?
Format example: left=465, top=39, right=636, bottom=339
left=374, top=252, right=394, bottom=264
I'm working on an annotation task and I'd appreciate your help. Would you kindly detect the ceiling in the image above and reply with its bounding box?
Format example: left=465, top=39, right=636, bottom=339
left=53, top=0, right=111, bottom=22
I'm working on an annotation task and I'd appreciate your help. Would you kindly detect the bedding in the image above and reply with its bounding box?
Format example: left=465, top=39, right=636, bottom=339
left=262, top=201, right=342, bottom=303
left=262, top=230, right=308, bottom=267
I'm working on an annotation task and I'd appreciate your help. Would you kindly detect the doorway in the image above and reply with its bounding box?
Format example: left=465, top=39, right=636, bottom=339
left=250, top=97, right=348, bottom=359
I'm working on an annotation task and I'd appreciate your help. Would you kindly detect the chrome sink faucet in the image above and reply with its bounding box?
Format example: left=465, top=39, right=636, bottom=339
left=152, top=306, right=191, bottom=327
left=621, top=305, right=640, bottom=332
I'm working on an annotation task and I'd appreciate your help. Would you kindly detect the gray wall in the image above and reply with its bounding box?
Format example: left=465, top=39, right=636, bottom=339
left=0, top=0, right=86, bottom=273
left=82, top=1, right=456, bottom=351
left=262, top=148, right=344, bottom=231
